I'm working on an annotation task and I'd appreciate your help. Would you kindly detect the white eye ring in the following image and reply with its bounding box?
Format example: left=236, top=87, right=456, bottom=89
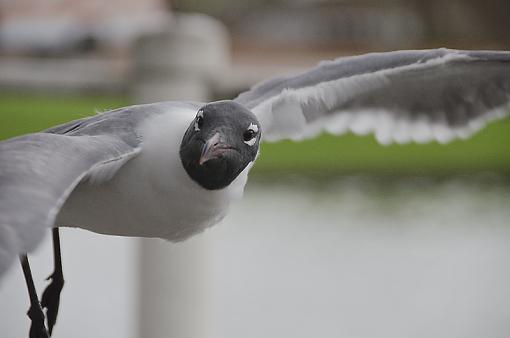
left=248, top=123, right=258, bottom=133
left=243, top=123, right=259, bottom=146
left=244, top=135, right=257, bottom=146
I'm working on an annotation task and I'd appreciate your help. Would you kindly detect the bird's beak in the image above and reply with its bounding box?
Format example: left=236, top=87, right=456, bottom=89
left=199, top=132, right=229, bottom=165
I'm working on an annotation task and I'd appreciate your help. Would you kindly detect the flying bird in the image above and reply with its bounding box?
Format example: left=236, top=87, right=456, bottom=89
left=1, top=48, right=510, bottom=338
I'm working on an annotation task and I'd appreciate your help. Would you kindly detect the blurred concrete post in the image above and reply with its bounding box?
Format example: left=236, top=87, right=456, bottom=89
left=132, top=13, right=230, bottom=103
left=131, top=13, right=230, bottom=338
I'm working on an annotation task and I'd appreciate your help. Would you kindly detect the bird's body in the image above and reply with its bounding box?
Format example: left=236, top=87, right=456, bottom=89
left=1, top=48, right=510, bottom=338
left=56, top=101, right=250, bottom=241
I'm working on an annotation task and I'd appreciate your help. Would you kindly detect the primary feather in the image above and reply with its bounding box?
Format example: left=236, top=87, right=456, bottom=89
left=0, top=133, right=140, bottom=275
left=235, top=49, right=510, bottom=144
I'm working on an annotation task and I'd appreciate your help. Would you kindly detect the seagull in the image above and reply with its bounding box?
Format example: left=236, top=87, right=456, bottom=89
left=1, top=48, right=510, bottom=338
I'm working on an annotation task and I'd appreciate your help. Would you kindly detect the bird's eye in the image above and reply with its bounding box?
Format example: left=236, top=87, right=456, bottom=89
left=194, top=111, right=204, bottom=131
left=243, top=128, right=259, bottom=146
left=243, top=123, right=259, bottom=146
left=243, top=129, right=255, bottom=142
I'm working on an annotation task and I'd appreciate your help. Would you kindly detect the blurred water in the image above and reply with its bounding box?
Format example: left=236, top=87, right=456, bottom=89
left=1, top=175, right=510, bottom=338
left=206, top=175, right=510, bottom=338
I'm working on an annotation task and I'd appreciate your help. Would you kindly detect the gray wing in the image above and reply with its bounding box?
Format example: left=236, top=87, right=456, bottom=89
left=235, top=48, right=510, bottom=144
left=0, top=103, right=164, bottom=276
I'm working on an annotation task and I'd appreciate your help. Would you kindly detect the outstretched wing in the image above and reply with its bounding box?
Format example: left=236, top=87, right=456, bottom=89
left=0, top=104, right=160, bottom=276
left=235, top=49, right=510, bottom=144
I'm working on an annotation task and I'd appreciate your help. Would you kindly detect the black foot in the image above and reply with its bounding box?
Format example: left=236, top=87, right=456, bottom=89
left=41, top=272, right=64, bottom=336
left=27, top=302, right=49, bottom=338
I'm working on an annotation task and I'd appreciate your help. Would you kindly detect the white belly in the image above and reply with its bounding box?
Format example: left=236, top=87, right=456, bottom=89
left=56, top=107, right=251, bottom=242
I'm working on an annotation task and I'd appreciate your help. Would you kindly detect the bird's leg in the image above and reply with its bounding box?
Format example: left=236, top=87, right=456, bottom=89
left=41, top=228, right=64, bottom=336
left=20, top=255, right=49, bottom=338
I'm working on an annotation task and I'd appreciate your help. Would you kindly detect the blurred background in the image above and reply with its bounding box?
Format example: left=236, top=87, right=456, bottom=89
left=0, top=1, right=510, bottom=337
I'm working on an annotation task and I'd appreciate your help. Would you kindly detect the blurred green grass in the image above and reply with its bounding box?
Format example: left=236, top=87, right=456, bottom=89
left=0, top=92, right=509, bottom=176
left=0, top=92, right=129, bottom=139
left=255, top=120, right=510, bottom=176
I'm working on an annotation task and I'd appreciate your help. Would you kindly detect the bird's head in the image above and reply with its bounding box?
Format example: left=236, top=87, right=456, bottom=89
left=179, top=100, right=261, bottom=190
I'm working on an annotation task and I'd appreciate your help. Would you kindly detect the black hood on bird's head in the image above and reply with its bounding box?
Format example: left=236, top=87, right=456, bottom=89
left=179, top=100, right=261, bottom=190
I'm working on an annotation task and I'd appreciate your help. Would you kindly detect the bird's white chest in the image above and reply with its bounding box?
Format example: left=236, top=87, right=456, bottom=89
left=57, top=108, right=251, bottom=241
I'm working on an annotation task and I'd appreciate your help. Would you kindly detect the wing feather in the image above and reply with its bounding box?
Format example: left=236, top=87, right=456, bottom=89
left=0, top=103, right=165, bottom=275
left=235, top=49, right=510, bottom=143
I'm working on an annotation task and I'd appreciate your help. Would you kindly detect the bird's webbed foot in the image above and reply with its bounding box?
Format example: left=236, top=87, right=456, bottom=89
left=27, top=301, right=49, bottom=338
left=41, top=271, right=64, bottom=336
